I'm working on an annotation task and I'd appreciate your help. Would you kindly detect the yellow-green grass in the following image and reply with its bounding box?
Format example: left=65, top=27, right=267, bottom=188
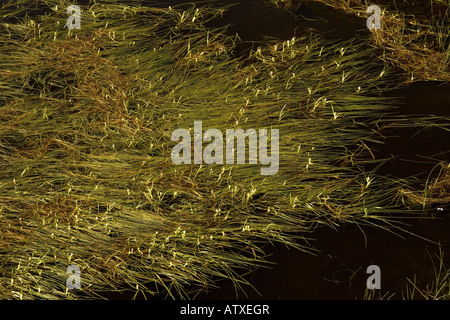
left=0, top=0, right=448, bottom=299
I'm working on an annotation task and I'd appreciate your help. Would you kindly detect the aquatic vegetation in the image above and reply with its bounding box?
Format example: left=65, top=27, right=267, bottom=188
left=401, top=162, right=450, bottom=211
left=269, top=0, right=450, bottom=82
left=0, top=0, right=448, bottom=299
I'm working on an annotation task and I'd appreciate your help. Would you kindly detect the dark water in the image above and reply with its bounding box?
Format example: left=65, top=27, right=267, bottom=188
left=198, top=218, right=450, bottom=300
left=366, top=82, right=450, bottom=181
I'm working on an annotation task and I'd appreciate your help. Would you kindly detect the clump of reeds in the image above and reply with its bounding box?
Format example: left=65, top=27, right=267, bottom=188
left=400, top=162, right=450, bottom=211
left=268, top=0, right=450, bottom=82
left=0, top=0, right=447, bottom=300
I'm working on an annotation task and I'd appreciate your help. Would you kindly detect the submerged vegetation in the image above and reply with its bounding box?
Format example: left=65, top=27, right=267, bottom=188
left=0, top=0, right=448, bottom=299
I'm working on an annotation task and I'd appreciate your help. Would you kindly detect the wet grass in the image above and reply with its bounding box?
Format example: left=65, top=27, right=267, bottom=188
left=0, top=0, right=448, bottom=299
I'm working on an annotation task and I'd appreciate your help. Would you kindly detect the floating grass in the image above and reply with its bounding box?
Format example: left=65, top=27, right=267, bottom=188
left=0, top=0, right=448, bottom=299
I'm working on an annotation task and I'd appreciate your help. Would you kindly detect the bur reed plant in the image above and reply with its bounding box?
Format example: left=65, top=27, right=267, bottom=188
left=268, top=0, right=450, bottom=82
left=0, top=0, right=447, bottom=299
